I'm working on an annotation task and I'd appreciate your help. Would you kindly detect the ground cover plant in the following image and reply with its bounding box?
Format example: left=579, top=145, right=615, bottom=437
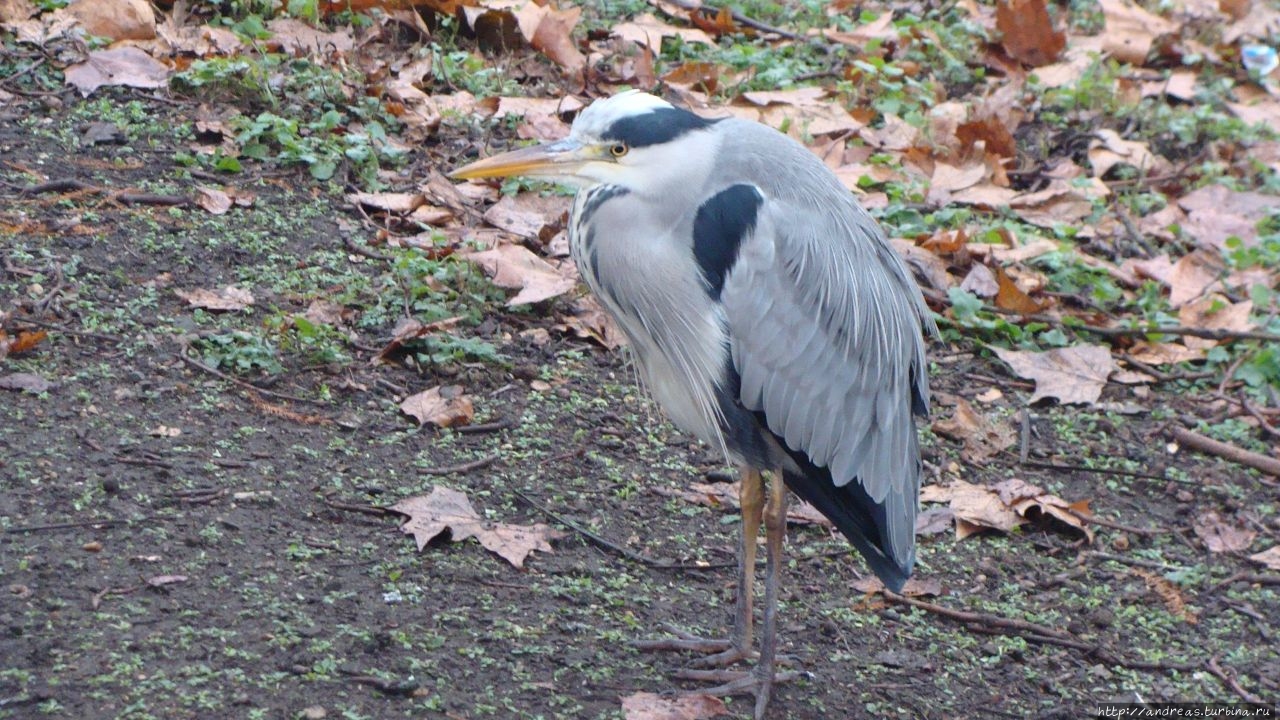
left=1, top=0, right=1278, bottom=718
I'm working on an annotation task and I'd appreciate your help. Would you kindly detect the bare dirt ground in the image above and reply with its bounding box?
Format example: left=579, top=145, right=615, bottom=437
left=2, top=90, right=1278, bottom=720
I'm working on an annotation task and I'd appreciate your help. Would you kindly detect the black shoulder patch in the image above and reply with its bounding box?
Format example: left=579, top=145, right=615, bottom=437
left=601, top=107, right=718, bottom=148
left=693, top=184, right=762, bottom=300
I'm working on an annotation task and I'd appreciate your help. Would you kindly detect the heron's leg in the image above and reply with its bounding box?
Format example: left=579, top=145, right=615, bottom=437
left=677, top=471, right=799, bottom=714
left=753, top=467, right=787, bottom=719
left=633, top=467, right=763, bottom=663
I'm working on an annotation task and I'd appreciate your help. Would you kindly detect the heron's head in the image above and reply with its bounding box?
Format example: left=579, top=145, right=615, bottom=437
left=450, top=90, right=722, bottom=195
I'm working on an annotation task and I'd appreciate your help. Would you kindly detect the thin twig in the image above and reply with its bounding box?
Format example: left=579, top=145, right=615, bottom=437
left=176, top=351, right=325, bottom=405
left=1167, top=426, right=1280, bottom=480
left=419, top=454, right=499, bottom=475
left=4, top=517, right=137, bottom=534
left=324, top=498, right=391, bottom=518
left=1238, top=392, right=1280, bottom=439
left=456, top=418, right=514, bottom=434
left=1206, top=656, right=1266, bottom=705
left=512, top=489, right=721, bottom=569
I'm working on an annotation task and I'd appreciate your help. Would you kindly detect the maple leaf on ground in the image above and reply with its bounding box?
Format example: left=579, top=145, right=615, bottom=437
left=620, top=692, right=729, bottom=720
left=390, top=486, right=565, bottom=569
left=175, top=286, right=254, bottom=311
left=993, top=345, right=1116, bottom=405
left=399, top=384, right=474, bottom=428
left=64, top=47, right=171, bottom=96
left=931, top=396, right=1016, bottom=464
left=1192, top=511, right=1256, bottom=553
left=463, top=243, right=577, bottom=306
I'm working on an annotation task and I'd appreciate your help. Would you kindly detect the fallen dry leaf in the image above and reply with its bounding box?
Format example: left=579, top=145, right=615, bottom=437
left=481, top=194, right=567, bottom=241
left=1249, top=546, right=1280, bottom=571
left=931, top=397, right=1016, bottom=464
left=1169, top=248, right=1225, bottom=307
left=993, top=345, right=1116, bottom=405
left=1177, top=184, right=1277, bottom=250
left=993, top=266, right=1046, bottom=315
left=0, top=0, right=36, bottom=24
left=67, top=0, right=154, bottom=40
left=265, top=17, right=354, bottom=55
left=921, top=479, right=1093, bottom=540
left=0, top=328, right=46, bottom=359
left=175, top=286, right=254, bottom=311
left=399, top=385, right=474, bottom=428
left=1098, top=0, right=1177, bottom=64
left=620, top=692, right=729, bottom=720
left=515, top=1, right=585, bottom=73
left=996, top=0, right=1065, bottom=66
left=613, top=13, right=715, bottom=58
left=555, top=295, right=627, bottom=349
left=463, top=244, right=576, bottom=306
left=390, top=486, right=564, bottom=568
left=194, top=186, right=232, bottom=215
left=64, top=47, right=171, bottom=96
left=372, top=316, right=464, bottom=364
left=0, top=372, right=52, bottom=393
left=1192, top=511, right=1256, bottom=553
left=1177, top=295, right=1253, bottom=351
left=1130, top=568, right=1198, bottom=624
left=1088, top=129, right=1164, bottom=178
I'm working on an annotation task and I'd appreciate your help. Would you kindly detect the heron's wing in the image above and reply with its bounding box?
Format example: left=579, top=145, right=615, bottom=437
left=720, top=191, right=933, bottom=570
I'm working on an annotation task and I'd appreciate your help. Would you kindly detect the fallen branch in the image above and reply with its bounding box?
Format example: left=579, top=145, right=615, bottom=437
left=419, top=454, right=499, bottom=475
left=1167, top=426, right=1280, bottom=479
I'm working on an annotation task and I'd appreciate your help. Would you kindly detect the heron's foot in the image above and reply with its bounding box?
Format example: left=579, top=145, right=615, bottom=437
left=678, top=667, right=804, bottom=720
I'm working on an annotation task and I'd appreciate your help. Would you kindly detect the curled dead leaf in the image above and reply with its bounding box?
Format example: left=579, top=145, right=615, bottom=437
left=175, top=286, right=254, bottom=311
left=399, top=385, right=474, bottom=428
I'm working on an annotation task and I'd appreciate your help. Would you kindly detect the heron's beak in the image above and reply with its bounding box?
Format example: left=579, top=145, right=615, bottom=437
left=449, top=138, right=601, bottom=180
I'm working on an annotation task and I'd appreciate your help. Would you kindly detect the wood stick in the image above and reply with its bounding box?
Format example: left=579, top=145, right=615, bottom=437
left=1167, top=426, right=1280, bottom=479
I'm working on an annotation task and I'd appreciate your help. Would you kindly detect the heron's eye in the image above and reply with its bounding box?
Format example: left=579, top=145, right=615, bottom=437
left=610, top=143, right=629, bottom=158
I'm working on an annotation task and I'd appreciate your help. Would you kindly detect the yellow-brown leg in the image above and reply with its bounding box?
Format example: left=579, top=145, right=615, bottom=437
left=754, top=467, right=788, bottom=719
left=634, top=466, right=763, bottom=663
left=676, top=470, right=799, bottom=716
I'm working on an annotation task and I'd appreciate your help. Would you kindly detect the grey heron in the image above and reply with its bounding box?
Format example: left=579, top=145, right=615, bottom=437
left=451, top=90, right=935, bottom=718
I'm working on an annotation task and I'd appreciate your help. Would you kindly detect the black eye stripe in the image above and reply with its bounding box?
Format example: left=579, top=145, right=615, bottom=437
left=600, top=107, right=719, bottom=148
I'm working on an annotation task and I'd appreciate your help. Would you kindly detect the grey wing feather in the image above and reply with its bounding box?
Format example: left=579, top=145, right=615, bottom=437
left=721, top=186, right=934, bottom=568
